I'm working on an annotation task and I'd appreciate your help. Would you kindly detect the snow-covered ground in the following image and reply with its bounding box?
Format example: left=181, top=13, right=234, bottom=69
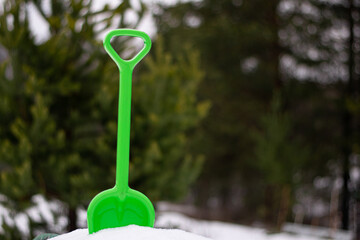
left=0, top=195, right=354, bottom=240
left=51, top=225, right=211, bottom=240
left=155, top=212, right=353, bottom=240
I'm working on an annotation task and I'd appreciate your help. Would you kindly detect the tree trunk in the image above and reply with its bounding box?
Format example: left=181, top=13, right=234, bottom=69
left=277, top=185, right=290, bottom=230
left=329, top=185, right=340, bottom=234
left=68, top=207, right=77, bottom=232
left=264, top=185, right=276, bottom=224
left=341, top=0, right=355, bottom=230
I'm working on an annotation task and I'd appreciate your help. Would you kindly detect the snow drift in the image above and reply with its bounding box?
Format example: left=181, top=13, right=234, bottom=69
left=51, top=225, right=212, bottom=240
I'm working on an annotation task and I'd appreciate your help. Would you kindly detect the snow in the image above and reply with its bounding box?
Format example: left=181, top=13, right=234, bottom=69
left=0, top=195, right=354, bottom=240
left=73, top=211, right=353, bottom=240
left=283, top=223, right=352, bottom=240
left=0, top=194, right=68, bottom=235
left=51, top=225, right=211, bottom=240
left=155, top=212, right=330, bottom=240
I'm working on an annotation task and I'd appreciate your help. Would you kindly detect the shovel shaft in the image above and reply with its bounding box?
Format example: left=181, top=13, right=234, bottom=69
left=103, top=29, right=151, bottom=193
left=116, top=65, right=133, bottom=192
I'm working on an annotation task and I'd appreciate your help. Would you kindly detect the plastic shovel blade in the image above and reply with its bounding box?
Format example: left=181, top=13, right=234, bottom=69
left=87, top=187, right=155, bottom=233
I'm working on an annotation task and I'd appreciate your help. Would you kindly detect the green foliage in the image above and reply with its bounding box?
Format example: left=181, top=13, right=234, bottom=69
left=0, top=0, right=208, bottom=237
left=154, top=0, right=281, bottom=218
left=0, top=0, right=144, bottom=208
left=252, top=93, right=309, bottom=186
left=250, top=93, right=309, bottom=225
left=154, top=0, right=347, bottom=225
left=131, top=38, right=210, bottom=201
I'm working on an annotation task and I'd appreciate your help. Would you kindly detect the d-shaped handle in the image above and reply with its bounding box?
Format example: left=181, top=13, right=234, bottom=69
left=103, top=29, right=152, bottom=70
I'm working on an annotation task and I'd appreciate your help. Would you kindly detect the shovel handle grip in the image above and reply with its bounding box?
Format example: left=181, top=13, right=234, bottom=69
left=103, top=29, right=152, bottom=70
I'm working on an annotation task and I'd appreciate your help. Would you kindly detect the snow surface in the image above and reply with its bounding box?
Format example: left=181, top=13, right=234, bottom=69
left=51, top=225, right=211, bottom=240
left=156, top=212, right=330, bottom=240
left=0, top=194, right=68, bottom=235
left=0, top=195, right=353, bottom=240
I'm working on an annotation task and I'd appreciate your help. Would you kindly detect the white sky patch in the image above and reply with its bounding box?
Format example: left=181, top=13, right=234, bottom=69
left=307, top=48, right=320, bottom=61
left=27, top=2, right=50, bottom=44
left=41, top=0, right=51, bottom=16
left=143, top=0, right=201, bottom=6
left=350, top=166, right=360, bottom=184
left=241, top=57, right=259, bottom=73
left=138, top=11, right=156, bottom=35
left=91, top=0, right=119, bottom=12
left=278, top=0, right=296, bottom=14
left=25, top=0, right=158, bottom=43
left=6, top=13, right=14, bottom=31
left=10, top=0, right=199, bottom=43
left=185, top=14, right=202, bottom=28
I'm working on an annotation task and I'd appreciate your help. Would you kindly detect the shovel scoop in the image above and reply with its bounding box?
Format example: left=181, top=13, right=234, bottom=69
left=87, top=29, right=155, bottom=234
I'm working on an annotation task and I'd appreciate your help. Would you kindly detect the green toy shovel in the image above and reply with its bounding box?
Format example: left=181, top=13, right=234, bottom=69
left=87, top=29, right=155, bottom=234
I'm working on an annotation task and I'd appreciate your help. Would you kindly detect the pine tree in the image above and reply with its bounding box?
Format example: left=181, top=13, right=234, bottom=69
left=131, top=37, right=210, bottom=201
left=154, top=0, right=284, bottom=221
left=251, top=93, right=309, bottom=228
left=0, top=0, right=208, bottom=237
left=0, top=0, right=146, bottom=234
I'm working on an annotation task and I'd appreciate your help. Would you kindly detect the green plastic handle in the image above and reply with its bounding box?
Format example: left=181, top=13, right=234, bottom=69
left=104, top=29, right=152, bottom=71
left=103, top=29, right=151, bottom=193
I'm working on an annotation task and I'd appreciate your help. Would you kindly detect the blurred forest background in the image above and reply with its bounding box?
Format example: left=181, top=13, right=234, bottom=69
left=0, top=0, right=359, bottom=239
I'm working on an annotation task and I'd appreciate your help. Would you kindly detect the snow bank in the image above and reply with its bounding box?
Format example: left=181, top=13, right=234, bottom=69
left=156, top=212, right=345, bottom=240
left=0, top=194, right=68, bottom=235
left=51, top=225, right=212, bottom=240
